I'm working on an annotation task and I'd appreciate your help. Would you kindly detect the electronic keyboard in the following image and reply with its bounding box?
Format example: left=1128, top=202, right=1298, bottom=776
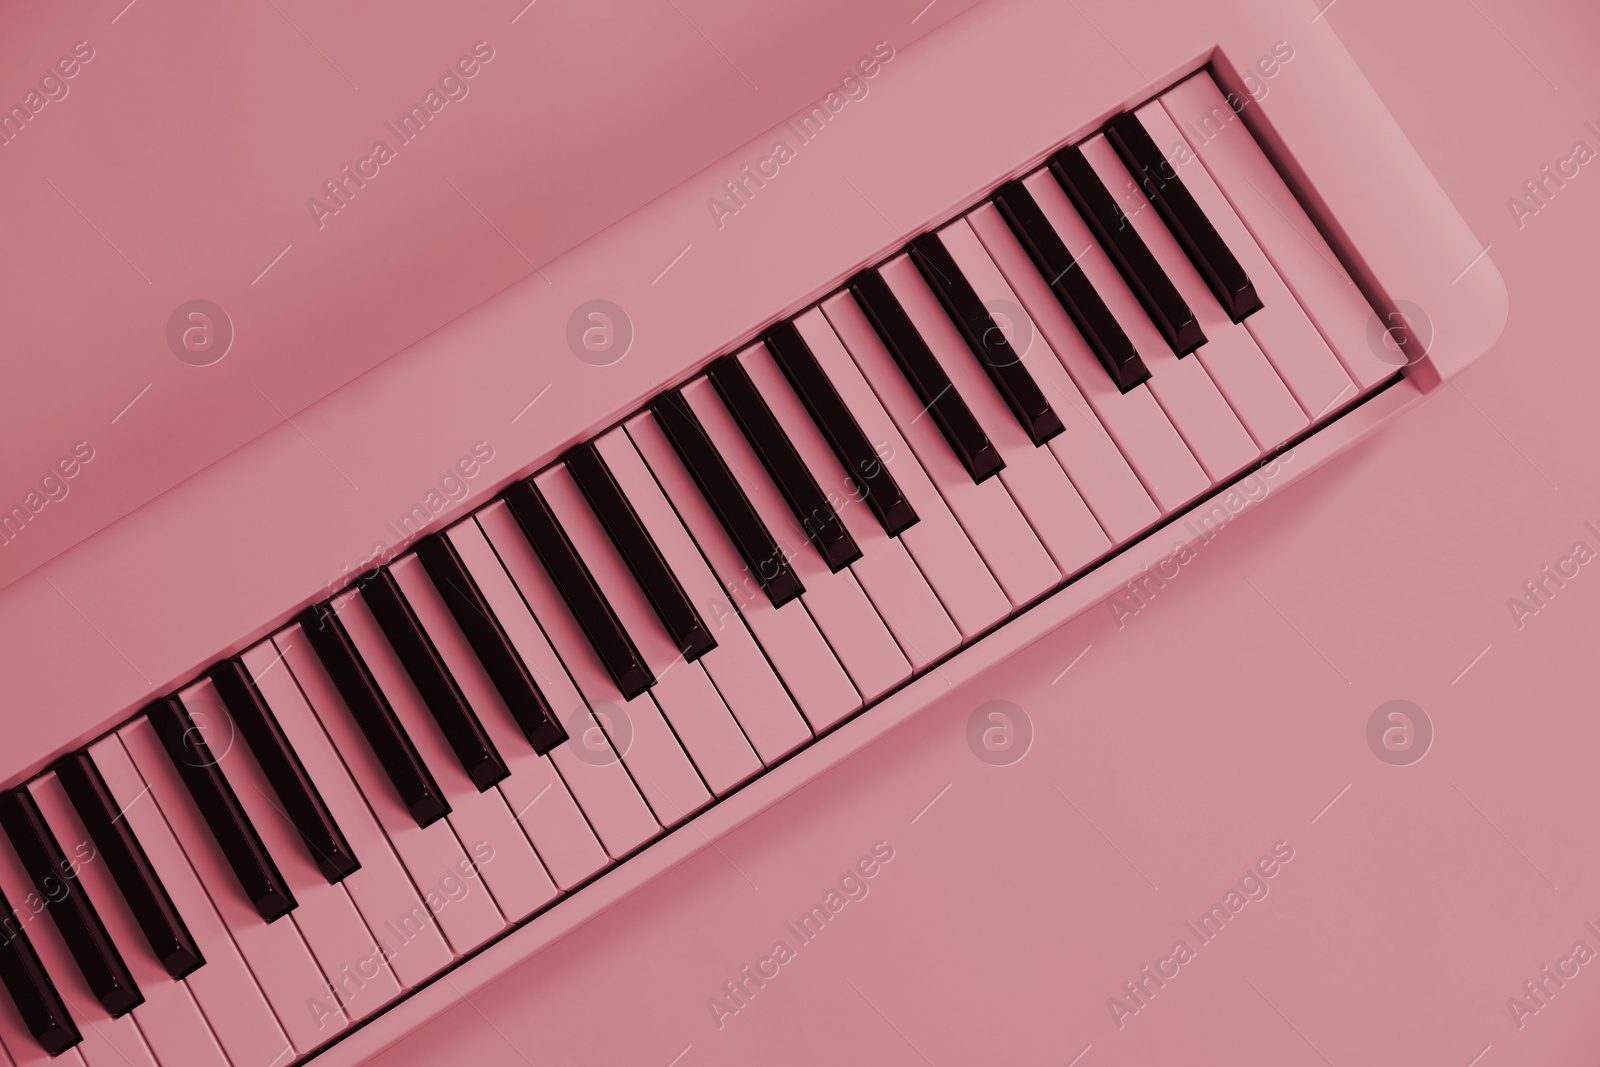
left=0, top=0, right=1505, bottom=1062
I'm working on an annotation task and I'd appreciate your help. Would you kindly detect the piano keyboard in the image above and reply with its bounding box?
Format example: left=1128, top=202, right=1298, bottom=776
left=0, top=70, right=1400, bottom=1064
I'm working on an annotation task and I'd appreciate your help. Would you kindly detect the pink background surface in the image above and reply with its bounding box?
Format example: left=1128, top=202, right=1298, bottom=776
left=348, top=0, right=1600, bottom=1064
left=1, top=0, right=1596, bottom=1062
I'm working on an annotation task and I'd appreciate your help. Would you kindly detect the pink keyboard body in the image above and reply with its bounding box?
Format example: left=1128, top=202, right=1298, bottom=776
left=10, top=0, right=1596, bottom=1059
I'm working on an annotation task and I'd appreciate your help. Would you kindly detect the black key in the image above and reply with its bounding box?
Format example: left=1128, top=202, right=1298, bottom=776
left=0, top=883, right=80, bottom=1055
left=144, top=696, right=297, bottom=923
left=847, top=269, right=1005, bottom=483
left=706, top=356, right=863, bottom=573
left=296, top=603, right=451, bottom=827
left=410, top=535, right=568, bottom=755
left=210, top=658, right=364, bottom=878
left=565, top=442, right=717, bottom=660
left=992, top=180, right=1151, bottom=393
left=763, top=321, right=918, bottom=537
left=500, top=482, right=655, bottom=700
left=648, top=392, right=806, bottom=608
left=1105, top=111, right=1261, bottom=323
left=1049, top=145, right=1206, bottom=356
left=355, top=569, right=513, bottom=787
left=907, top=232, right=1064, bottom=446
left=56, top=753, right=204, bottom=979
left=0, top=790, right=143, bottom=1017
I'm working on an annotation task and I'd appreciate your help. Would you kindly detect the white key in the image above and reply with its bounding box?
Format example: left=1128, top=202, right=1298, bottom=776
left=476, top=502, right=711, bottom=828
left=28, top=774, right=230, bottom=1067
left=86, top=738, right=290, bottom=1067
left=0, top=829, right=153, bottom=1067
left=965, top=201, right=1210, bottom=514
left=940, top=215, right=1161, bottom=542
left=625, top=410, right=864, bottom=732
left=535, top=466, right=763, bottom=795
left=446, top=519, right=659, bottom=865
left=736, top=341, right=962, bottom=668
left=118, top=716, right=344, bottom=1052
left=1022, top=167, right=1258, bottom=481
left=682, top=375, right=912, bottom=703
left=880, top=252, right=1112, bottom=575
left=178, top=678, right=403, bottom=1023
left=821, top=291, right=1062, bottom=607
left=335, top=581, right=559, bottom=923
left=593, top=427, right=814, bottom=764
left=241, top=639, right=455, bottom=989
left=275, top=630, right=508, bottom=956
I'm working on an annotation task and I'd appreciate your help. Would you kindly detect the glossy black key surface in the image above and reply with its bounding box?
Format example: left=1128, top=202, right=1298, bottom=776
left=145, top=696, right=298, bottom=924
left=0, top=790, right=143, bottom=1017
left=0, top=883, right=80, bottom=1055
left=56, top=753, right=204, bottom=979
left=565, top=443, right=717, bottom=660
left=296, top=603, right=451, bottom=827
left=410, top=535, right=568, bottom=755
left=846, top=269, right=1005, bottom=483
left=992, top=179, right=1152, bottom=393
left=763, top=321, right=918, bottom=537
left=1049, top=145, right=1206, bottom=356
left=1105, top=111, right=1261, bottom=323
left=500, top=481, right=657, bottom=701
left=356, top=568, right=513, bottom=787
left=706, top=356, right=863, bottom=573
left=907, top=232, right=1064, bottom=447
left=210, top=658, right=364, bottom=878
left=648, top=393, right=806, bottom=608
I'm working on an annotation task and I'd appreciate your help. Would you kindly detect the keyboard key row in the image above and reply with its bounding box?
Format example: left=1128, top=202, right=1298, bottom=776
left=0, top=72, right=1398, bottom=1060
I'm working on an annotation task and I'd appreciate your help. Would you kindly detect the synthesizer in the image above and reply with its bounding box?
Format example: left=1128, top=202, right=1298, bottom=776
left=0, top=0, right=1504, bottom=1062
